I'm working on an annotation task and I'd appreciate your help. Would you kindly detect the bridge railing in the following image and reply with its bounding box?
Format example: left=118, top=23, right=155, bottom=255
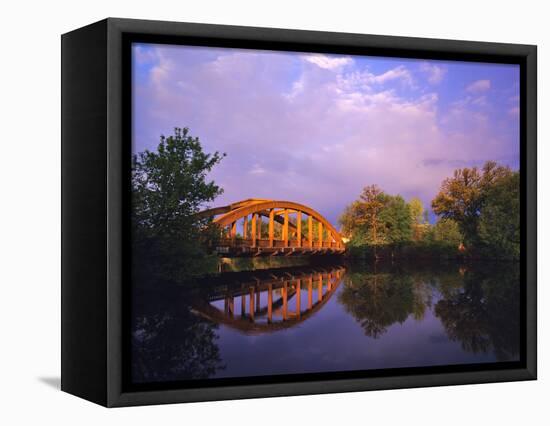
left=216, top=237, right=344, bottom=251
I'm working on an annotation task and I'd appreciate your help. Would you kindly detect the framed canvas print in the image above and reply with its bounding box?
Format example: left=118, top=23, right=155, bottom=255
left=61, top=18, right=537, bottom=407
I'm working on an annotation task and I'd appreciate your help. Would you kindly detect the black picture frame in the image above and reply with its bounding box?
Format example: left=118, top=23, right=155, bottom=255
left=61, top=17, right=537, bottom=407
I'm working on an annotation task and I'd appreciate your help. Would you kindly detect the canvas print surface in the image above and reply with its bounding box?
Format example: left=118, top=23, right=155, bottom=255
left=130, top=43, right=521, bottom=386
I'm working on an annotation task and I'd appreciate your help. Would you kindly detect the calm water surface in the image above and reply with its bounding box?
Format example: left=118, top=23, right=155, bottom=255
left=131, top=261, right=520, bottom=384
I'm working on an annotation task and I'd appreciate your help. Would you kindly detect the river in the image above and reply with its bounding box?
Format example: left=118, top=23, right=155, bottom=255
left=131, top=260, right=521, bottom=384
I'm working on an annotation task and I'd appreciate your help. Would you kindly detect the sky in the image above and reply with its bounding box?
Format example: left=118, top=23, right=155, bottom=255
left=132, top=43, right=520, bottom=226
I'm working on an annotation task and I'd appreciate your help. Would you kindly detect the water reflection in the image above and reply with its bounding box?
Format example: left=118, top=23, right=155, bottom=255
left=339, top=263, right=520, bottom=362
left=131, top=261, right=521, bottom=384
left=131, top=282, right=226, bottom=383
left=434, top=264, right=521, bottom=361
left=192, top=267, right=345, bottom=334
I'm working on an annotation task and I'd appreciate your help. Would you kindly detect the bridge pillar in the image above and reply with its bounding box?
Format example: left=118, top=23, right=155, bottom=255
left=251, top=214, right=257, bottom=248
left=318, top=274, right=323, bottom=302
left=243, top=215, right=248, bottom=239
left=308, top=216, right=313, bottom=248
left=230, top=221, right=237, bottom=243
left=283, top=210, right=289, bottom=247
left=296, top=211, right=302, bottom=247
left=268, top=209, right=274, bottom=247
left=318, top=221, right=323, bottom=248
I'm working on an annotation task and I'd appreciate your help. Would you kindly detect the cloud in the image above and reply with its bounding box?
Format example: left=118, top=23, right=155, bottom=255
left=303, top=54, right=353, bottom=70
left=132, top=46, right=519, bottom=224
left=420, top=63, right=446, bottom=84
left=334, top=65, right=414, bottom=95
left=249, top=164, right=267, bottom=175
left=372, top=65, right=414, bottom=86
left=466, top=79, right=491, bottom=93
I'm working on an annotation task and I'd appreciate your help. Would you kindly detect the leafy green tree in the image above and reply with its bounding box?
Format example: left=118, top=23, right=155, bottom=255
left=378, top=195, right=413, bottom=245
left=431, top=161, right=513, bottom=246
left=358, top=185, right=386, bottom=245
left=339, top=185, right=386, bottom=245
left=478, top=172, right=520, bottom=259
left=132, top=127, right=225, bottom=279
left=339, top=201, right=364, bottom=240
left=432, top=218, right=463, bottom=247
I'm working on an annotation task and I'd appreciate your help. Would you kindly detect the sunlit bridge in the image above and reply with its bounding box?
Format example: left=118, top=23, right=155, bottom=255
left=198, top=199, right=345, bottom=257
left=191, top=266, right=345, bottom=334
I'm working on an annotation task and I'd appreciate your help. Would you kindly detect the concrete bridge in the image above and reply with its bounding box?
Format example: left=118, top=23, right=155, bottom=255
left=198, top=199, right=345, bottom=257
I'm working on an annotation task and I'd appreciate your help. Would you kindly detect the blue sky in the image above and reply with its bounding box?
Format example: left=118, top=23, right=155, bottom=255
left=132, top=43, right=519, bottom=226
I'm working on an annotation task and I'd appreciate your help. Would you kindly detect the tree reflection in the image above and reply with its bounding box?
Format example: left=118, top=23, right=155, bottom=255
left=131, top=281, right=225, bottom=383
left=338, top=261, right=520, bottom=363
left=435, top=263, right=520, bottom=361
left=338, top=266, right=417, bottom=338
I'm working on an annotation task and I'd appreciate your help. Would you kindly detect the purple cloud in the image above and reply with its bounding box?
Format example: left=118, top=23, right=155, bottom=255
left=132, top=44, right=520, bottom=225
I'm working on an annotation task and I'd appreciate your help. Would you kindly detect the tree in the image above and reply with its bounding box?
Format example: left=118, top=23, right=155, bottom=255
left=339, top=201, right=364, bottom=239
left=358, top=185, right=385, bottom=244
left=431, top=161, right=513, bottom=246
left=339, top=185, right=387, bottom=245
left=132, top=127, right=226, bottom=279
left=409, top=197, right=427, bottom=241
left=432, top=218, right=463, bottom=247
left=409, top=197, right=424, bottom=224
left=478, top=172, right=520, bottom=259
left=378, top=195, right=413, bottom=245
left=339, top=187, right=416, bottom=249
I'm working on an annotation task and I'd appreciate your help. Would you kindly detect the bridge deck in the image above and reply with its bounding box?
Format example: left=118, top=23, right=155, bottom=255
left=215, top=238, right=345, bottom=257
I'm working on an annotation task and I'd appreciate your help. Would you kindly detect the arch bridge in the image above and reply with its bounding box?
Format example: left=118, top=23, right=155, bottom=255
left=198, top=199, right=345, bottom=257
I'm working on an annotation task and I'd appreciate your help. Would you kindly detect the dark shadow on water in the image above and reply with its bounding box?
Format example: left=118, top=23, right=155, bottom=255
left=38, top=376, right=61, bottom=390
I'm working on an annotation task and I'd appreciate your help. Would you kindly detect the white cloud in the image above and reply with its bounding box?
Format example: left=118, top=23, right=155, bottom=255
left=372, top=66, right=414, bottom=86
left=303, top=54, right=353, bottom=70
left=466, top=79, right=491, bottom=93
left=335, top=65, right=414, bottom=94
left=420, top=62, right=446, bottom=84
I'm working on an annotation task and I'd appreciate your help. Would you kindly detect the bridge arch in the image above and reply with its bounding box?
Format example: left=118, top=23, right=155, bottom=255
left=199, top=199, right=345, bottom=255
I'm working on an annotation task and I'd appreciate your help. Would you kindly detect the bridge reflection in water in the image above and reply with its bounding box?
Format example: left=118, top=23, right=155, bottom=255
left=192, top=266, right=345, bottom=334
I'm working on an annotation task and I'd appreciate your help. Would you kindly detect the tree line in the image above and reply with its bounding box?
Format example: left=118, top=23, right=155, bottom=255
left=339, top=161, right=520, bottom=260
